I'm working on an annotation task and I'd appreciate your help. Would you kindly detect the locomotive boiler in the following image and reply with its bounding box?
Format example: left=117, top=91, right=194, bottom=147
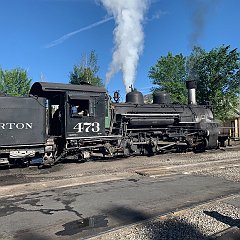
left=110, top=81, right=218, bottom=156
left=0, top=80, right=219, bottom=167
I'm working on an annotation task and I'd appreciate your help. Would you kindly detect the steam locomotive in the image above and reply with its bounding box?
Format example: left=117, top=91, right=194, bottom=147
left=0, top=80, right=219, bottom=167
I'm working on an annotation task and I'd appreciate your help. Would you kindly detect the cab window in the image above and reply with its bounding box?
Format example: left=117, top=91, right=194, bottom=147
left=70, top=99, right=89, bottom=117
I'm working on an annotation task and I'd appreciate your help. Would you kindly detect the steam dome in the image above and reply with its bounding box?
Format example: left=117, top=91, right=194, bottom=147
left=153, top=91, right=170, bottom=104
left=126, top=90, right=144, bottom=104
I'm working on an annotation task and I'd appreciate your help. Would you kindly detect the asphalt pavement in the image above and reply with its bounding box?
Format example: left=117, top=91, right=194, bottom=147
left=0, top=173, right=240, bottom=240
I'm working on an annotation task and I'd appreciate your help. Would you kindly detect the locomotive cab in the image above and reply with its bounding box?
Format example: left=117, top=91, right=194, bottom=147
left=65, top=93, right=105, bottom=138
left=30, top=82, right=107, bottom=163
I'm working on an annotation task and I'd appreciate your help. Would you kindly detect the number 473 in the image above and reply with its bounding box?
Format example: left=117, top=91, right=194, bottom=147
left=73, top=122, right=100, bottom=133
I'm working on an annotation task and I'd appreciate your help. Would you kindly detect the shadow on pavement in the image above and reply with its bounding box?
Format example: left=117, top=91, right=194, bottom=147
left=13, top=230, right=50, bottom=240
left=106, top=206, right=152, bottom=224
left=104, top=206, right=213, bottom=240
left=204, top=210, right=240, bottom=228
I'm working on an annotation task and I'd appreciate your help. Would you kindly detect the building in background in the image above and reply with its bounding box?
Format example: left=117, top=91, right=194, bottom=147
left=220, top=104, right=240, bottom=140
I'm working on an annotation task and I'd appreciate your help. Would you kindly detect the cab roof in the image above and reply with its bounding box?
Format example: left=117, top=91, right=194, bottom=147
left=30, top=82, right=106, bottom=98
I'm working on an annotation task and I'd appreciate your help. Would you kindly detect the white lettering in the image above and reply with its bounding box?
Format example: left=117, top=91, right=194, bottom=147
left=16, top=123, right=24, bottom=129
left=84, top=123, right=92, bottom=132
left=25, top=123, right=33, bottom=129
left=6, top=123, right=15, bottom=129
left=73, top=122, right=100, bottom=133
left=73, top=123, right=84, bottom=133
left=0, top=123, right=33, bottom=130
left=92, top=122, right=100, bottom=132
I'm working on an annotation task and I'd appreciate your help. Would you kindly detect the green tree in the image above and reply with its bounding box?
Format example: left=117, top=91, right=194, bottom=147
left=69, top=50, right=103, bottom=87
left=0, top=67, right=31, bottom=96
left=149, top=52, right=188, bottom=104
left=188, top=46, right=240, bottom=121
left=149, top=46, right=240, bottom=121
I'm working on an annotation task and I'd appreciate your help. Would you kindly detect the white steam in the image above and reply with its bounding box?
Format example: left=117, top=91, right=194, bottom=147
left=101, top=0, right=149, bottom=92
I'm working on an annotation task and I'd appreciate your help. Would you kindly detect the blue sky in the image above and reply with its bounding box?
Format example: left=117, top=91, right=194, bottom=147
left=0, top=0, right=239, bottom=98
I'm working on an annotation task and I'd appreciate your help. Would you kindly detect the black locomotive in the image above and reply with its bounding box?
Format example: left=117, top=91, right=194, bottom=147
left=0, top=81, right=219, bottom=167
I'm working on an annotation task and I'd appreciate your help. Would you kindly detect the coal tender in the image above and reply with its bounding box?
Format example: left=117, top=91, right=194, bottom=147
left=0, top=96, right=47, bottom=166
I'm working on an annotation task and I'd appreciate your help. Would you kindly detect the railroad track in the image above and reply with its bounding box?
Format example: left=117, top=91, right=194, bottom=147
left=133, top=156, right=240, bottom=178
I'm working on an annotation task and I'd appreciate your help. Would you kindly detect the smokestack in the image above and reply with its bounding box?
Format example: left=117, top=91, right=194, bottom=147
left=186, top=80, right=197, bottom=105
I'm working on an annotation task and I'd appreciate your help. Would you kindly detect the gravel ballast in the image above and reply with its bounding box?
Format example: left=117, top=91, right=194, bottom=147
left=89, top=194, right=240, bottom=240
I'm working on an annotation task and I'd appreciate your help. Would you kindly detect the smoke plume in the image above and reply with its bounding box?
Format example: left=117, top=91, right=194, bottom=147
left=100, top=0, right=150, bottom=92
left=189, top=0, right=217, bottom=48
